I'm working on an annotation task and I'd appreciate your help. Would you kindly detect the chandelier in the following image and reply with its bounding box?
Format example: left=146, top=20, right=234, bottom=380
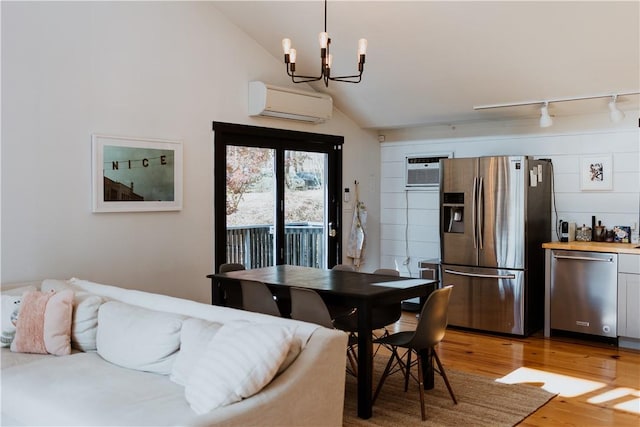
left=281, top=0, right=367, bottom=87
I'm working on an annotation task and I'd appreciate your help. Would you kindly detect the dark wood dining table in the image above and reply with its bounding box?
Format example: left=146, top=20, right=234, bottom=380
left=207, top=265, right=437, bottom=419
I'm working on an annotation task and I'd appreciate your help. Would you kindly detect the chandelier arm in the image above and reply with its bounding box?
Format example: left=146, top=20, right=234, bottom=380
left=330, top=78, right=362, bottom=83
left=291, top=75, right=324, bottom=83
left=329, top=74, right=363, bottom=82
left=286, top=65, right=325, bottom=82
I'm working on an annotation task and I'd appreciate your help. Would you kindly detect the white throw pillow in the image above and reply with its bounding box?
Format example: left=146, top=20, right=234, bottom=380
left=170, top=318, right=223, bottom=386
left=41, top=279, right=103, bottom=351
left=40, top=279, right=72, bottom=293
left=184, top=323, right=294, bottom=414
left=97, top=301, right=185, bottom=375
left=71, top=293, right=103, bottom=351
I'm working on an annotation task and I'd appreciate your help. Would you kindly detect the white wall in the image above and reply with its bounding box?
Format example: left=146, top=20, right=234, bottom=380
left=380, top=124, right=640, bottom=277
left=1, top=1, right=380, bottom=301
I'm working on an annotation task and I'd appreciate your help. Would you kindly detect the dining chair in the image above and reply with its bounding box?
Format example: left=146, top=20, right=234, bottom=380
left=372, top=285, right=456, bottom=421
left=240, top=280, right=282, bottom=317
left=332, top=268, right=403, bottom=340
left=326, top=264, right=359, bottom=318
left=218, top=263, right=246, bottom=309
left=289, top=287, right=359, bottom=376
left=219, top=263, right=245, bottom=273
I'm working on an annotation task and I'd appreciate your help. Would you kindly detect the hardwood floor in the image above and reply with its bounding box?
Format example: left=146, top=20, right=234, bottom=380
left=391, top=311, right=640, bottom=426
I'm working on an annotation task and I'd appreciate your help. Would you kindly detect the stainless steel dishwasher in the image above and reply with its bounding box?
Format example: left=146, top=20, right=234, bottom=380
left=550, top=250, right=618, bottom=338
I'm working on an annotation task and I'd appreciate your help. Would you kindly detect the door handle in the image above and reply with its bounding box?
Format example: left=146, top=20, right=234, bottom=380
left=328, top=222, right=337, bottom=237
left=553, top=255, right=614, bottom=262
left=477, top=176, right=484, bottom=250
left=472, top=177, right=478, bottom=248
left=444, top=269, right=516, bottom=280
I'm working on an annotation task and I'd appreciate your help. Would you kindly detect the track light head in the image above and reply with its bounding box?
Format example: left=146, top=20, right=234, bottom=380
left=539, top=102, right=553, bottom=128
left=608, top=95, right=625, bottom=122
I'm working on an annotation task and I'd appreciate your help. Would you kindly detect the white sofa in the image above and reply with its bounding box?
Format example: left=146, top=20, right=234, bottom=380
left=1, top=278, right=348, bottom=426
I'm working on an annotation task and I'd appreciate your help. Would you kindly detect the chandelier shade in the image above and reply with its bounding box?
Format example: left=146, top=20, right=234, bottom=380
left=282, top=0, right=367, bottom=87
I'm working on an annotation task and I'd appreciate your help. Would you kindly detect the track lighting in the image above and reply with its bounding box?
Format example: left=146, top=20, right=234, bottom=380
left=474, top=91, right=639, bottom=127
left=539, top=102, right=553, bottom=128
left=608, top=95, right=625, bottom=122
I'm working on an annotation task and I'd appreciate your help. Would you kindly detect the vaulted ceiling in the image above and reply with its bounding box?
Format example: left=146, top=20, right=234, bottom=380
left=213, top=1, right=640, bottom=131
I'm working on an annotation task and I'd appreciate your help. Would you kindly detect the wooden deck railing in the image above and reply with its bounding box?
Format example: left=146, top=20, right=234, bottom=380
left=226, top=223, right=324, bottom=268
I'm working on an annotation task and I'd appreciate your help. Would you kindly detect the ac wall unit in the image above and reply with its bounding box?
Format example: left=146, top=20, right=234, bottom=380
left=405, top=154, right=452, bottom=188
left=248, top=81, right=333, bottom=124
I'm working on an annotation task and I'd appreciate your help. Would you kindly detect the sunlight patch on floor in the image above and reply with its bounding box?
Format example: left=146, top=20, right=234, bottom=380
left=587, top=387, right=635, bottom=404
left=614, top=397, right=640, bottom=414
left=496, top=367, right=604, bottom=397
left=496, top=367, right=640, bottom=415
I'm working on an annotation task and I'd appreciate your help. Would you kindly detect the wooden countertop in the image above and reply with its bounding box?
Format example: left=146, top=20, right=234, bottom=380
left=542, top=241, right=640, bottom=255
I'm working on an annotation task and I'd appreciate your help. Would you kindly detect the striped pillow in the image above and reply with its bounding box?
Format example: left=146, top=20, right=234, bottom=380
left=185, top=322, right=293, bottom=414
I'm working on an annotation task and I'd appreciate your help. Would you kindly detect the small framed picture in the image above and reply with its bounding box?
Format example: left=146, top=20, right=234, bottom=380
left=613, top=226, right=631, bottom=243
left=92, top=134, right=183, bottom=212
left=580, top=154, right=612, bottom=191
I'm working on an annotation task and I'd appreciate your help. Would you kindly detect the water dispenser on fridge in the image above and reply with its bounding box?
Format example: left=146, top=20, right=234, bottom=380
left=443, top=192, right=465, bottom=234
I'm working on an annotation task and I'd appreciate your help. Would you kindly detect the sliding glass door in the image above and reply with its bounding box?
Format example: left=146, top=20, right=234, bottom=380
left=213, top=122, right=343, bottom=271
left=225, top=145, right=276, bottom=267
left=283, top=150, right=328, bottom=268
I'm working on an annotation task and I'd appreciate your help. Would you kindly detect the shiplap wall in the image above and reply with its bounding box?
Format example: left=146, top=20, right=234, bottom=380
left=380, top=128, right=640, bottom=277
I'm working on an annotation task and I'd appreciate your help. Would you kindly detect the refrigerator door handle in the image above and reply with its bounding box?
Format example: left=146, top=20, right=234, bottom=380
left=444, top=269, right=517, bottom=280
left=477, top=176, right=484, bottom=249
left=472, top=176, right=478, bottom=248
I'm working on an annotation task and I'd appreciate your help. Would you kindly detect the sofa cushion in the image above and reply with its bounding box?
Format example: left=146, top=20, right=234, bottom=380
left=10, top=290, right=74, bottom=356
left=1, top=351, right=197, bottom=426
left=41, top=279, right=104, bottom=351
left=170, top=317, right=224, bottom=386
left=185, top=322, right=294, bottom=414
left=97, top=301, right=184, bottom=375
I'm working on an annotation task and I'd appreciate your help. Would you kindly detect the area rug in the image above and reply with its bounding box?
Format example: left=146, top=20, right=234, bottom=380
left=343, top=360, right=556, bottom=426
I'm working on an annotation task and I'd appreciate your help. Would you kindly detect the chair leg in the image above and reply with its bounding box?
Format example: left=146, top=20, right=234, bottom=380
left=403, top=349, right=412, bottom=392
left=433, top=348, right=457, bottom=404
left=417, top=353, right=426, bottom=421
left=346, top=347, right=358, bottom=377
left=373, top=349, right=397, bottom=405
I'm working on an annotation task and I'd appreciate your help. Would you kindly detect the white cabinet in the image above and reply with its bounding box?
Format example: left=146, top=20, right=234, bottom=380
left=618, top=254, right=640, bottom=342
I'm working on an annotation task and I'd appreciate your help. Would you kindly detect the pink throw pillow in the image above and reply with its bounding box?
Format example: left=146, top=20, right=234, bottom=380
left=11, top=290, right=74, bottom=356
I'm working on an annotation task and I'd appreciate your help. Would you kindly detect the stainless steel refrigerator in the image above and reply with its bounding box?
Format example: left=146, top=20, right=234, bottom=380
left=440, top=156, right=551, bottom=336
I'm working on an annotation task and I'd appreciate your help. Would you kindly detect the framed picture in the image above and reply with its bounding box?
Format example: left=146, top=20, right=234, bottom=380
left=92, top=134, right=183, bottom=212
left=613, top=226, right=631, bottom=243
left=579, top=154, right=613, bottom=191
